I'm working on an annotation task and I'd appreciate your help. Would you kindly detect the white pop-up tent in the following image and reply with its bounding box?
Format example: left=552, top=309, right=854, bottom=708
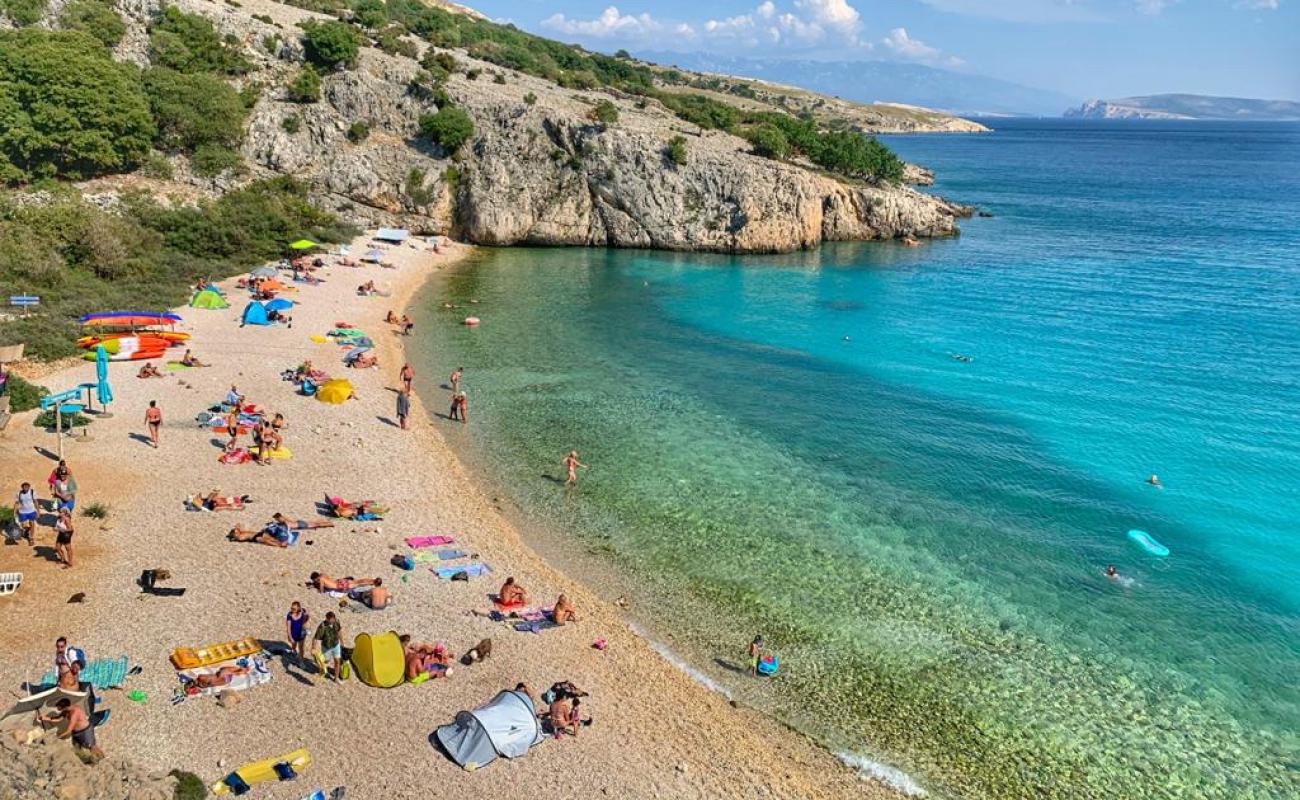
left=434, top=689, right=544, bottom=770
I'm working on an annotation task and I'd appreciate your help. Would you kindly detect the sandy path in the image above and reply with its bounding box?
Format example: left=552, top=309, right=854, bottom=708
left=0, top=235, right=897, bottom=799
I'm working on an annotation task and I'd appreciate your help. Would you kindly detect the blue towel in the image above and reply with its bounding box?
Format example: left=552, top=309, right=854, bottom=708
left=435, top=549, right=468, bottom=561
left=434, top=563, right=490, bottom=579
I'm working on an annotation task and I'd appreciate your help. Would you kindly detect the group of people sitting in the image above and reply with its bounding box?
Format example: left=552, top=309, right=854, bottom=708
left=514, top=680, right=591, bottom=739
left=228, top=514, right=333, bottom=547
left=308, top=571, right=389, bottom=609
left=384, top=310, right=415, bottom=335
left=346, top=350, right=379, bottom=369
left=496, top=577, right=580, bottom=625
left=400, top=635, right=451, bottom=680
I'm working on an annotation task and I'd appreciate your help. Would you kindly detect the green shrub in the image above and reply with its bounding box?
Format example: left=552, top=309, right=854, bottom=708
left=351, top=0, right=387, bottom=29
left=346, top=120, right=370, bottom=143
left=58, top=0, right=126, bottom=48
left=170, top=769, right=206, bottom=800
left=148, top=6, right=250, bottom=75
left=3, top=372, right=48, bottom=412
left=261, top=34, right=280, bottom=54
left=405, top=168, right=434, bottom=206
left=252, top=13, right=274, bottom=24
left=0, top=30, right=155, bottom=182
left=420, top=50, right=457, bottom=74
left=301, top=19, right=360, bottom=69
left=492, top=72, right=506, bottom=84
left=140, top=152, right=174, bottom=180
left=0, top=505, right=14, bottom=529
left=286, top=65, right=321, bottom=102
left=591, top=99, right=618, bottom=125
left=746, top=123, right=790, bottom=160
left=144, top=67, right=247, bottom=152
left=0, top=0, right=46, bottom=26
left=81, top=501, right=109, bottom=519
left=238, top=82, right=263, bottom=110
left=441, top=164, right=459, bottom=187
left=465, top=67, right=481, bottom=81
left=665, top=135, right=687, bottom=167
left=189, top=145, right=241, bottom=177
left=418, top=106, right=474, bottom=153
left=374, top=29, right=417, bottom=59
left=523, top=91, right=537, bottom=106
left=34, top=409, right=90, bottom=429
left=281, top=115, right=301, bottom=134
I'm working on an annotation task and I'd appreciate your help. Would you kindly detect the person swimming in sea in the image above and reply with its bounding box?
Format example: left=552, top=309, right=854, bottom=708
left=1104, top=565, right=1119, bottom=579
left=1146, top=474, right=1163, bottom=489
left=950, top=353, right=974, bottom=363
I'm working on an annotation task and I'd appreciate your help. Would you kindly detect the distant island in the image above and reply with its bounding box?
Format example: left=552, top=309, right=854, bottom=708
left=1065, top=94, right=1300, bottom=121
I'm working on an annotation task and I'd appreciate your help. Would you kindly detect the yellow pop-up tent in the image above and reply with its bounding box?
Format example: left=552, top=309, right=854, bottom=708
left=351, top=632, right=405, bottom=688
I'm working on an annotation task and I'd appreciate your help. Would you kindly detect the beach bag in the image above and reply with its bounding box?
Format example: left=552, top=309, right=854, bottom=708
left=390, top=554, right=414, bottom=571
left=339, top=661, right=351, bottom=681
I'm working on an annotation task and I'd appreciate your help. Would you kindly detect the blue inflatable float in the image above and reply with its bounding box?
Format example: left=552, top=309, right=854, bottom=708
left=1128, top=529, right=1169, bottom=557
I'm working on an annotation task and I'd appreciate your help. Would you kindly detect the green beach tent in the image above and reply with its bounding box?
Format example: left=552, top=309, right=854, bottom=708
left=189, top=289, right=228, bottom=310
left=289, top=239, right=320, bottom=251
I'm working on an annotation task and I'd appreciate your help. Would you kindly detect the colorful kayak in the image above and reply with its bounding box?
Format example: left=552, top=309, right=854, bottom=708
left=80, top=312, right=181, bottom=327
left=1128, top=529, right=1170, bottom=557
left=210, top=748, right=311, bottom=795
left=78, top=331, right=189, bottom=348
left=82, top=348, right=167, bottom=362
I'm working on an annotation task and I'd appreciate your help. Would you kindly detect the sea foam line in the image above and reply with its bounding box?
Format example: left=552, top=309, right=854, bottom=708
left=627, top=622, right=733, bottom=700
left=628, top=623, right=926, bottom=796
left=835, top=750, right=927, bottom=797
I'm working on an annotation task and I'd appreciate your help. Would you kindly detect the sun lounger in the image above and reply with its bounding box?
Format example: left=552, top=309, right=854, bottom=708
left=0, top=572, right=21, bottom=596
left=434, top=563, right=491, bottom=580
left=41, top=656, right=128, bottom=690
left=405, top=535, right=454, bottom=549
left=171, top=637, right=261, bottom=670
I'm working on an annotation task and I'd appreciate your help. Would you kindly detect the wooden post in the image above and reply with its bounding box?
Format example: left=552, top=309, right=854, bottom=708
left=54, top=399, right=63, bottom=460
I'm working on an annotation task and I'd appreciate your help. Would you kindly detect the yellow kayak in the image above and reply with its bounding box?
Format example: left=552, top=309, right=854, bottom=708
left=210, top=748, right=311, bottom=795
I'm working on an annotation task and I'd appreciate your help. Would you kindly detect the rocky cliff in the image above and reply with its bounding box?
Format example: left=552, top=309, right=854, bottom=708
left=105, top=0, right=970, bottom=254
left=1065, top=94, right=1300, bottom=121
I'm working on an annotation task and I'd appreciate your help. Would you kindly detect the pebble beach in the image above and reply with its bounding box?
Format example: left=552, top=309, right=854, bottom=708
left=0, top=234, right=896, bottom=800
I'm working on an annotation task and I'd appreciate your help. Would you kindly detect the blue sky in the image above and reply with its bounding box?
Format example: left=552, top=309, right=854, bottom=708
left=470, top=1, right=1299, bottom=101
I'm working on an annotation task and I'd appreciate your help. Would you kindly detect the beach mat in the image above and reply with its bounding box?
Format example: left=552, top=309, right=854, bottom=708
left=179, top=657, right=272, bottom=697
left=405, top=535, right=454, bottom=549
left=41, top=656, right=129, bottom=690
left=513, top=620, right=561, bottom=634
left=433, top=563, right=490, bottom=580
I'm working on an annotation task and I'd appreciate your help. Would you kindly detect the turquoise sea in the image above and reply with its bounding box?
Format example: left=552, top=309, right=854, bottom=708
left=420, top=120, right=1299, bottom=799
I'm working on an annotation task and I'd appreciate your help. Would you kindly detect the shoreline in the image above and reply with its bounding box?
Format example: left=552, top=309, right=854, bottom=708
left=0, top=233, right=901, bottom=799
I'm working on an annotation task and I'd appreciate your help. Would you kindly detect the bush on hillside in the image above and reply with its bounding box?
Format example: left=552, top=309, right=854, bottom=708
left=665, top=136, right=687, bottom=167
left=301, top=19, right=360, bottom=69
left=746, top=123, right=790, bottom=160
left=0, top=0, right=46, bottom=26
left=3, top=372, right=47, bottom=412
left=148, top=6, right=250, bottom=75
left=144, top=67, right=247, bottom=152
left=286, top=65, right=322, bottom=102
left=350, top=0, right=387, bottom=29
left=346, top=120, right=370, bottom=143
left=58, top=0, right=126, bottom=48
left=189, top=145, right=242, bottom=177
left=0, top=30, right=155, bottom=182
left=591, top=99, right=618, bottom=125
left=418, top=106, right=474, bottom=154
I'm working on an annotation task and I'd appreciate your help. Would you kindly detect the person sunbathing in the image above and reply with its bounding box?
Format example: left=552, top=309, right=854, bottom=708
left=181, top=350, right=207, bottom=367
left=137, top=362, right=163, bottom=379
left=328, top=499, right=387, bottom=519
left=498, top=577, right=528, bottom=606
left=227, top=522, right=290, bottom=547
left=552, top=594, right=580, bottom=625
left=548, top=695, right=574, bottom=737
left=349, top=353, right=378, bottom=369
left=273, top=513, right=333, bottom=530
left=309, top=572, right=376, bottom=593
left=196, top=490, right=252, bottom=511
left=190, top=665, right=249, bottom=689
left=386, top=310, right=399, bottom=323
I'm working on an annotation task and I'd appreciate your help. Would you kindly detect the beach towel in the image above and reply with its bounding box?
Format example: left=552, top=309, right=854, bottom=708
left=434, top=563, right=490, bottom=580
left=165, top=362, right=194, bottom=372
left=40, top=656, right=129, bottom=690
left=219, top=448, right=252, bottom=465
left=435, top=549, right=468, bottom=561
left=513, top=620, right=561, bottom=634
left=405, top=535, right=454, bottom=549
left=492, top=597, right=527, bottom=612
left=178, top=656, right=272, bottom=697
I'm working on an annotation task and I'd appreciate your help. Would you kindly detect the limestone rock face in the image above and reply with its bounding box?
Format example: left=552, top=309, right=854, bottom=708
left=130, top=0, right=969, bottom=253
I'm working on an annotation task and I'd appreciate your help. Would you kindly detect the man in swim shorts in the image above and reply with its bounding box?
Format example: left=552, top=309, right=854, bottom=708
left=15, top=481, right=38, bottom=544
left=39, top=699, right=104, bottom=759
left=312, top=612, right=343, bottom=682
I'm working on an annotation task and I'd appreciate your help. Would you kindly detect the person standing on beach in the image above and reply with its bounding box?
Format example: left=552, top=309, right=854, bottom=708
left=400, top=363, right=414, bottom=393
left=38, top=698, right=104, bottom=760
left=401, top=315, right=414, bottom=336
left=285, top=601, right=310, bottom=664
left=54, top=508, right=75, bottom=568
left=449, top=367, right=463, bottom=394
left=748, top=635, right=764, bottom=676
left=51, top=465, right=77, bottom=513
left=312, top=611, right=342, bottom=682
left=564, top=450, right=587, bottom=488
left=396, top=386, right=411, bottom=430
left=144, top=400, right=162, bottom=449
left=15, top=481, right=38, bottom=545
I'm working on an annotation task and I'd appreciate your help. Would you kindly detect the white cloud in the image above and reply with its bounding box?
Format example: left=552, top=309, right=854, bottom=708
left=541, top=6, right=694, bottom=39
left=794, top=0, right=862, bottom=32
left=1234, top=0, right=1279, bottom=9
left=880, top=26, right=962, bottom=66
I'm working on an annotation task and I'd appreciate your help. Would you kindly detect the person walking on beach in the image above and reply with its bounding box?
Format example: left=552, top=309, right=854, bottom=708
left=401, top=315, right=414, bottom=335
left=15, top=481, right=38, bottom=545
left=449, top=367, right=463, bottom=394
left=285, top=601, right=310, bottom=664
left=53, top=508, right=75, bottom=568
left=400, top=363, right=414, bottom=393
left=313, top=611, right=343, bottom=682
left=144, top=400, right=162, bottom=449
left=748, top=635, right=764, bottom=676
left=396, top=386, right=411, bottom=430
left=51, top=465, right=77, bottom=513
left=449, top=390, right=467, bottom=423
left=564, top=450, right=587, bottom=488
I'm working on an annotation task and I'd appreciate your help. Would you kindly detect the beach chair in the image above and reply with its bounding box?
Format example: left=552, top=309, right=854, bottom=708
left=0, top=572, right=21, bottom=596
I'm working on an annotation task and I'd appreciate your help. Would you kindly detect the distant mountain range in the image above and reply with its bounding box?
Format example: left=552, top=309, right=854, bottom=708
left=1065, top=94, right=1300, bottom=121
left=636, top=52, right=1076, bottom=117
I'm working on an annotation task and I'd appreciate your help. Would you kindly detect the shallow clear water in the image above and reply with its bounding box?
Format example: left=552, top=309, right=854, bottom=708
left=422, top=120, right=1300, bottom=798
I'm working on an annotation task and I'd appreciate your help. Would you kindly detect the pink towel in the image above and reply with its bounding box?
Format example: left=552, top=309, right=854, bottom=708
left=405, top=535, right=454, bottom=548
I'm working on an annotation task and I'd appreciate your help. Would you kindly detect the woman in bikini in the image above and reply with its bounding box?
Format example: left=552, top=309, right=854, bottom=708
left=309, top=572, right=376, bottom=593
left=551, top=594, right=579, bottom=625
left=564, top=451, right=587, bottom=487
left=498, top=577, right=528, bottom=606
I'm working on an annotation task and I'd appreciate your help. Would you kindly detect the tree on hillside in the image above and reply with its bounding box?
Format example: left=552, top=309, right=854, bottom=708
left=747, top=124, right=790, bottom=160
left=0, top=30, right=154, bottom=182
left=143, top=67, right=247, bottom=152
left=418, top=106, right=474, bottom=154
left=57, top=0, right=126, bottom=48
left=148, top=6, right=250, bottom=75
left=301, top=20, right=361, bottom=70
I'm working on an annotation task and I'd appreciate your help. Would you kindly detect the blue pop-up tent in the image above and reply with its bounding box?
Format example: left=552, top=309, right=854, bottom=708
left=265, top=298, right=294, bottom=312
left=241, top=301, right=270, bottom=326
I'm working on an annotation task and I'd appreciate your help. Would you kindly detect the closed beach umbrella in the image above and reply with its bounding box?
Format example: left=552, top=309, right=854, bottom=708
left=290, top=239, right=320, bottom=251
left=95, top=345, right=113, bottom=406
left=265, top=298, right=294, bottom=312
left=315, top=379, right=354, bottom=404
left=250, top=265, right=278, bottom=278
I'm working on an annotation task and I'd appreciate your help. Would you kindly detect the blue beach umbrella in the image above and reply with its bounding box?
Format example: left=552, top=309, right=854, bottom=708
left=265, top=298, right=295, bottom=312
left=95, top=345, right=113, bottom=406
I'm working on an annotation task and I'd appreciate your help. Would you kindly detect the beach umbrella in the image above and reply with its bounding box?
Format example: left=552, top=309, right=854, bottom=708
left=362, top=249, right=384, bottom=263
left=265, top=298, right=295, bottom=312
left=95, top=345, right=113, bottom=407
left=315, top=378, right=354, bottom=405
left=289, top=239, right=320, bottom=251
left=250, top=265, right=278, bottom=278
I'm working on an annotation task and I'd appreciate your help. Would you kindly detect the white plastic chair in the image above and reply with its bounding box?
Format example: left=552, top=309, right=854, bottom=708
left=0, top=572, right=22, bottom=596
